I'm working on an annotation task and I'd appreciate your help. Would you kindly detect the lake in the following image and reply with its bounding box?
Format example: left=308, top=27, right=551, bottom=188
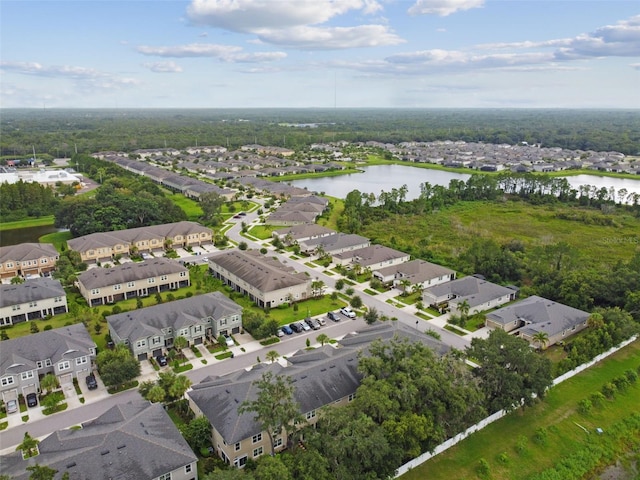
left=289, top=165, right=640, bottom=200
left=0, top=224, right=61, bottom=247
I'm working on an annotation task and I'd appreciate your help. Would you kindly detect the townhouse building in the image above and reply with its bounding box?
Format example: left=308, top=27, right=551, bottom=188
left=0, top=278, right=68, bottom=326
left=0, top=243, right=59, bottom=280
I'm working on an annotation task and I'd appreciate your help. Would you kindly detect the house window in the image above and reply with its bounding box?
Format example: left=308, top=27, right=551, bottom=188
left=91, top=289, right=100, bottom=295
left=219, top=318, right=227, bottom=326
left=179, top=272, right=187, bottom=277
left=158, top=474, right=171, bottom=480
left=59, top=361, right=71, bottom=371
left=252, top=447, right=263, bottom=458
left=6, top=262, right=13, bottom=268
left=235, top=442, right=241, bottom=451
left=1, top=376, right=14, bottom=386
left=76, top=357, right=88, bottom=366
left=41, top=258, right=48, bottom=264
left=252, top=433, right=262, bottom=444
left=273, top=438, right=283, bottom=449
left=127, top=281, right=135, bottom=287
left=148, top=278, right=155, bottom=284
left=234, top=455, right=248, bottom=468
left=306, top=410, right=316, bottom=420
left=36, top=361, right=43, bottom=369
left=45, top=359, right=52, bottom=367
left=136, top=340, right=146, bottom=348
left=153, top=337, right=162, bottom=345
left=54, top=296, right=62, bottom=303
left=29, top=301, right=37, bottom=307
left=348, top=393, right=356, bottom=402
left=161, top=275, right=168, bottom=281
left=194, top=325, right=202, bottom=333
left=114, top=284, right=122, bottom=291
left=12, top=305, right=20, bottom=311
left=179, top=329, right=188, bottom=336
left=21, top=371, right=34, bottom=381
left=185, top=464, right=192, bottom=474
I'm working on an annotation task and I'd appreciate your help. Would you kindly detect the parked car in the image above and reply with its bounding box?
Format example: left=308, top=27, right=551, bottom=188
left=282, top=324, right=294, bottom=335
left=276, top=328, right=285, bottom=337
left=26, top=393, right=38, bottom=408
left=290, top=322, right=302, bottom=333
left=340, top=306, right=357, bottom=318
left=238, top=211, right=247, bottom=216
left=317, top=317, right=326, bottom=326
left=299, top=321, right=311, bottom=332
left=305, top=317, right=321, bottom=330
left=6, top=399, right=18, bottom=414
left=327, top=311, right=340, bottom=322
left=223, top=334, right=235, bottom=347
left=86, top=374, right=98, bottom=390
left=156, top=355, right=168, bottom=367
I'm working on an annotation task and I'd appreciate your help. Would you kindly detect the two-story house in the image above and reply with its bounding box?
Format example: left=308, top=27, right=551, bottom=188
left=0, top=278, right=68, bottom=326
left=0, top=243, right=59, bottom=280
left=0, top=324, right=96, bottom=404
left=107, top=292, right=243, bottom=361
left=76, top=258, right=190, bottom=306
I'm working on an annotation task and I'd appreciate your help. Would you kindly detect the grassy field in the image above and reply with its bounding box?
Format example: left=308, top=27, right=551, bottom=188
left=248, top=224, right=276, bottom=240
left=167, top=193, right=203, bottom=221
left=0, top=216, right=55, bottom=230
left=39, top=230, right=73, bottom=250
left=361, top=200, right=640, bottom=266
left=401, top=339, right=640, bottom=480
left=317, top=196, right=344, bottom=231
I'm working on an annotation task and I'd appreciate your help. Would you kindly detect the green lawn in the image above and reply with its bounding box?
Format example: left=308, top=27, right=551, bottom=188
left=401, top=339, right=640, bottom=480
left=167, top=193, right=203, bottom=221
left=39, top=231, right=73, bottom=251
left=0, top=216, right=55, bottom=231
left=248, top=224, right=276, bottom=240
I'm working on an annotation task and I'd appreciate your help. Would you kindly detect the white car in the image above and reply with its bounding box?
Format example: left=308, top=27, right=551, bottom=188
left=340, top=307, right=356, bottom=318
left=223, top=334, right=235, bottom=347
left=299, top=321, right=311, bottom=332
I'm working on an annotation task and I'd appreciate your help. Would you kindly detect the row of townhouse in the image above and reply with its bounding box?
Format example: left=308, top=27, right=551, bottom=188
left=76, top=257, right=190, bottom=306
left=0, top=243, right=59, bottom=280
left=1, top=400, right=198, bottom=480
left=0, top=278, right=68, bottom=326
left=188, top=321, right=449, bottom=467
left=107, top=292, right=242, bottom=361
left=207, top=250, right=312, bottom=309
left=67, top=221, right=213, bottom=263
left=0, top=324, right=95, bottom=403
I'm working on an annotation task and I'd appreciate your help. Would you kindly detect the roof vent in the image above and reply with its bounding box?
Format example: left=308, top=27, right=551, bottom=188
left=301, top=375, right=307, bottom=379
left=329, top=365, right=335, bottom=369
left=66, top=462, right=77, bottom=469
left=320, top=368, right=326, bottom=372
left=101, top=450, right=110, bottom=455
left=117, top=444, right=126, bottom=450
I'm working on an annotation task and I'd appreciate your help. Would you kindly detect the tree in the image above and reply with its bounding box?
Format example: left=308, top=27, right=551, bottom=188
left=364, top=306, right=379, bottom=325
left=146, top=385, right=166, bottom=403
left=456, top=300, right=470, bottom=320
left=168, top=374, right=192, bottom=401
left=238, top=372, right=304, bottom=456
left=173, top=336, right=188, bottom=352
left=10, top=276, right=24, bottom=284
left=350, top=295, right=363, bottom=309
left=532, top=331, right=549, bottom=350
left=265, top=350, right=280, bottom=363
left=200, top=191, right=224, bottom=223
left=40, top=373, right=59, bottom=394
left=239, top=241, right=248, bottom=251
left=16, top=432, right=39, bottom=458
left=183, top=416, right=212, bottom=450
left=316, top=333, right=330, bottom=346
left=95, top=344, right=141, bottom=388
left=253, top=455, right=294, bottom=480
left=399, top=279, right=412, bottom=296
left=466, top=329, right=553, bottom=413
left=26, top=464, right=57, bottom=480
left=310, top=279, right=325, bottom=298
left=334, top=279, right=345, bottom=291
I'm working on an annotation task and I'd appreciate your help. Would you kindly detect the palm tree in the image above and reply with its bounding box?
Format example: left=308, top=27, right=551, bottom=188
left=456, top=300, right=471, bottom=320
left=316, top=333, right=330, bottom=347
left=173, top=336, right=188, bottom=353
left=265, top=350, right=280, bottom=363
left=16, top=432, right=39, bottom=458
left=40, top=374, right=59, bottom=394
left=532, top=331, right=549, bottom=350
left=399, top=279, right=412, bottom=296
left=169, top=375, right=192, bottom=401
left=311, top=279, right=325, bottom=298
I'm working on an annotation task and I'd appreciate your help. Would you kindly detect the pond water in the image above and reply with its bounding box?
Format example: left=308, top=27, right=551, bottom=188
left=0, top=224, right=61, bottom=247
left=289, top=165, right=640, bottom=200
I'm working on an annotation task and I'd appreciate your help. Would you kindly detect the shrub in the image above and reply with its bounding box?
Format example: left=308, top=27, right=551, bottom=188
left=577, top=398, right=592, bottom=416
left=590, top=391, right=606, bottom=408
left=477, top=458, right=490, bottom=478
left=533, top=427, right=548, bottom=445
left=497, top=452, right=509, bottom=465
left=613, top=375, right=630, bottom=393
left=624, top=369, right=638, bottom=384
left=515, top=435, right=528, bottom=455
left=43, top=325, right=52, bottom=331
left=601, top=382, right=617, bottom=399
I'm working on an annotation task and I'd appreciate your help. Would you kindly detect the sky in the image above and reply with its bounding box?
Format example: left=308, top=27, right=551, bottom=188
left=1, top=0, right=639, bottom=109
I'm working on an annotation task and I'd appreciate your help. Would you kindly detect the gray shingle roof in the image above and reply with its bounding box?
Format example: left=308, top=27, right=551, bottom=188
left=0, top=401, right=197, bottom=480
left=77, top=258, right=188, bottom=290
left=0, top=278, right=65, bottom=308
left=375, top=259, right=455, bottom=283
left=107, top=292, right=241, bottom=343
left=0, top=242, right=58, bottom=263
left=486, top=295, right=590, bottom=337
left=424, top=276, right=514, bottom=308
left=333, top=244, right=409, bottom=267
left=208, top=250, right=310, bottom=293
left=273, top=224, right=335, bottom=241
left=301, top=233, right=370, bottom=252
left=188, top=322, right=449, bottom=444
left=0, top=323, right=95, bottom=376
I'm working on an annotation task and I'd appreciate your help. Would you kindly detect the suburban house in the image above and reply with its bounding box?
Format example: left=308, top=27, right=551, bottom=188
left=332, top=244, right=410, bottom=270
left=0, top=278, right=68, bottom=326
left=266, top=195, right=328, bottom=226
left=0, top=401, right=198, bottom=480
left=107, top=292, right=242, bottom=361
left=67, top=221, right=213, bottom=263
left=485, top=295, right=590, bottom=347
left=298, top=233, right=371, bottom=256
left=76, top=257, right=190, bottom=306
left=187, top=322, right=448, bottom=468
left=0, top=243, right=59, bottom=280
left=208, top=250, right=311, bottom=308
left=373, top=259, right=457, bottom=291
left=423, top=276, right=517, bottom=314
left=272, top=224, right=336, bottom=245
left=0, top=324, right=95, bottom=404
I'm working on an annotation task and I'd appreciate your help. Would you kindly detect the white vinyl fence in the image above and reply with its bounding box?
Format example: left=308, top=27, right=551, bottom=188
left=394, top=335, right=638, bottom=478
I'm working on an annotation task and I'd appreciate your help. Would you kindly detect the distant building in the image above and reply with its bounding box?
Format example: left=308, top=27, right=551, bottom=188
left=423, top=276, right=517, bottom=314
left=0, top=243, right=59, bottom=280
left=0, top=278, right=68, bottom=326
left=373, top=259, right=456, bottom=290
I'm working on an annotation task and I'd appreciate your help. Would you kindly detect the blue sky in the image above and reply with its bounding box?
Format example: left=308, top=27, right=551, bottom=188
left=1, top=0, right=639, bottom=108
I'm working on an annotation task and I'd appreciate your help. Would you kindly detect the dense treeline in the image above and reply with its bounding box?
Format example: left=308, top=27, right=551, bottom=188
left=54, top=159, right=186, bottom=236
left=2, top=109, right=639, bottom=157
left=0, top=181, right=61, bottom=221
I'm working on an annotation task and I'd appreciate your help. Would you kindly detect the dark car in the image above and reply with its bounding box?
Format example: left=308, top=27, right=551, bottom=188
left=282, top=324, right=294, bottom=335
left=86, top=374, right=98, bottom=390
left=26, top=393, right=38, bottom=408
left=289, top=322, right=302, bottom=333
left=327, top=311, right=340, bottom=322
left=156, top=355, right=168, bottom=367
left=305, top=317, right=321, bottom=330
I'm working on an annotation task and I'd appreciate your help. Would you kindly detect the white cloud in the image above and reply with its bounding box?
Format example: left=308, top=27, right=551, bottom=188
left=631, top=62, right=640, bottom=70
left=227, top=51, right=287, bottom=63
left=136, top=43, right=286, bottom=63
left=0, top=61, right=105, bottom=79
left=408, top=0, right=484, bottom=17
left=257, top=25, right=404, bottom=50
left=143, top=61, right=183, bottom=73
left=187, top=0, right=380, bottom=30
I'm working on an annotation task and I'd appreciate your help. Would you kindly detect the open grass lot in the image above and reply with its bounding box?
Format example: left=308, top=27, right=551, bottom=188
left=0, top=215, right=55, bottom=230
left=39, top=230, right=73, bottom=250
left=248, top=224, right=276, bottom=240
left=361, top=201, right=640, bottom=266
left=401, top=339, right=640, bottom=480
left=167, top=193, right=203, bottom=221
left=317, top=196, right=344, bottom=231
